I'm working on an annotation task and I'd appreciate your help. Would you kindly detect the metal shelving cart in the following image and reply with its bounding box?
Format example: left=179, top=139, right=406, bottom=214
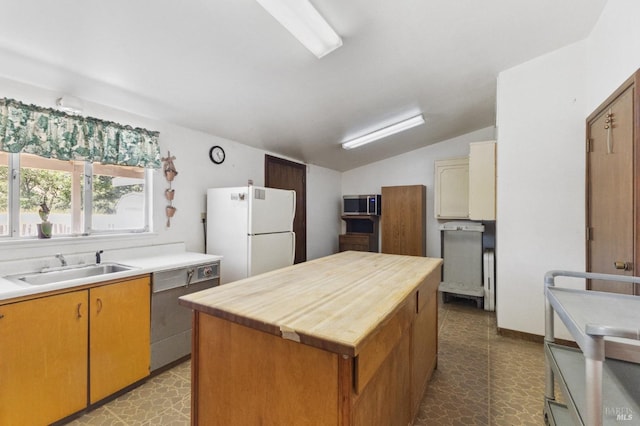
left=544, top=270, right=640, bottom=426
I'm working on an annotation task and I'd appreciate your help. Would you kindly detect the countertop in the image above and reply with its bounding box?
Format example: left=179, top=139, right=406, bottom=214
left=0, top=252, right=222, bottom=302
left=179, top=251, right=442, bottom=357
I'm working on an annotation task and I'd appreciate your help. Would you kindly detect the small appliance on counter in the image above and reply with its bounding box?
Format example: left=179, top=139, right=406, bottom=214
left=206, top=185, right=296, bottom=284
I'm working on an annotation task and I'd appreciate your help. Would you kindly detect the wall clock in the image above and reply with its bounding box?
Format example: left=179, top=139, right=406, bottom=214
left=209, top=145, right=225, bottom=164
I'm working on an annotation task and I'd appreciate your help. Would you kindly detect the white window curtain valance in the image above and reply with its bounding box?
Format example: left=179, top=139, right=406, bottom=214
left=0, top=98, right=161, bottom=168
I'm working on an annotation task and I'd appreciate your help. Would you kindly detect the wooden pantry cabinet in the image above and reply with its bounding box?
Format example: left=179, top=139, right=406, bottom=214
left=381, top=185, right=426, bottom=256
left=0, top=276, right=151, bottom=425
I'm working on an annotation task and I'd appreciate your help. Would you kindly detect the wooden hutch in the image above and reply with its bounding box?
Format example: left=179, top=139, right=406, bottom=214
left=339, top=215, right=379, bottom=252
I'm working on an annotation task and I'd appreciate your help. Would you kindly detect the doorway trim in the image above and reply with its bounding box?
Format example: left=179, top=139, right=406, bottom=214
left=265, top=155, right=307, bottom=263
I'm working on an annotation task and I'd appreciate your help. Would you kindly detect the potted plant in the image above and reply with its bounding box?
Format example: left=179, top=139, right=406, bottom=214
left=38, top=202, right=52, bottom=239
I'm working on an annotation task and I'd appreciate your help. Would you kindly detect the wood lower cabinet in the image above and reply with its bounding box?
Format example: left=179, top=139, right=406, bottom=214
left=339, top=233, right=376, bottom=252
left=411, top=278, right=438, bottom=411
left=339, top=215, right=379, bottom=253
left=381, top=185, right=426, bottom=256
left=0, top=291, right=89, bottom=425
left=0, top=275, right=150, bottom=424
left=90, top=277, right=151, bottom=403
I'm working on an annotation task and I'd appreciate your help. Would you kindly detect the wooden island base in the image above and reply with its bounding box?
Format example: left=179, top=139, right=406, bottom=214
left=180, top=251, right=442, bottom=425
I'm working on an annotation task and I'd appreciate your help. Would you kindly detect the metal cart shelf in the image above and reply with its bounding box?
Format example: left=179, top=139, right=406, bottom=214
left=544, top=271, right=640, bottom=426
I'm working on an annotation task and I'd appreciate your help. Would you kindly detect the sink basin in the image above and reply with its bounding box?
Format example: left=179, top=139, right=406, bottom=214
left=5, top=263, right=135, bottom=286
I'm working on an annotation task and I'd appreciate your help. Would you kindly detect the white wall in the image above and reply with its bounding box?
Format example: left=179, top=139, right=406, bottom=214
left=496, top=42, right=588, bottom=337
left=586, top=0, right=640, bottom=112
left=342, top=126, right=496, bottom=258
left=496, top=0, right=640, bottom=337
left=0, top=77, right=342, bottom=262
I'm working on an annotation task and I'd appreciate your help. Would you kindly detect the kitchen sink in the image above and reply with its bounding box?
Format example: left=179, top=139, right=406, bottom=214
left=5, top=263, right=135, bottom=286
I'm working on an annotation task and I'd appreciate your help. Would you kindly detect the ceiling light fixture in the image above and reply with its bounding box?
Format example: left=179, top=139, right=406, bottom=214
left=255, top=0, right=342, bottom=58
left=342, top=114, right=425, bottom=150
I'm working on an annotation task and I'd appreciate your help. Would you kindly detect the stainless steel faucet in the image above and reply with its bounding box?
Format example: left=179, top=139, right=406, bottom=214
left=55, top=253, right=67, bottom=267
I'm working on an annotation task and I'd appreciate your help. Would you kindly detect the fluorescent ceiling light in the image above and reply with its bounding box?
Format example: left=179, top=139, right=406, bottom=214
left=342, top=114, right=425, bottom=150
left=255, top=0, right=342, bottom=58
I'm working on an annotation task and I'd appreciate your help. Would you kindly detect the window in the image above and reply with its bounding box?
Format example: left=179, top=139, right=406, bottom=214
left=1, top=153, right=151, bottom=239
left=19, top=154, right=80, bottom=237
left=91, top=163, right=147, bottom=232
left=0, top=152, right=8, bottom=237
left=0, top=97, right=160, bottom=239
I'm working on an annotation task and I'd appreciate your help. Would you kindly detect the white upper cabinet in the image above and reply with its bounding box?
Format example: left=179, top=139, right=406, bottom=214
left=468, top=141, right=496, bottom=220
left=434, top=141, right=496, bottom=221
left=434, top=157, right=469, bottom=219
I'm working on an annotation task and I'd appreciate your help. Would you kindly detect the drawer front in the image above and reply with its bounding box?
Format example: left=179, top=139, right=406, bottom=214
left=339, top=234, right=372, bottom=252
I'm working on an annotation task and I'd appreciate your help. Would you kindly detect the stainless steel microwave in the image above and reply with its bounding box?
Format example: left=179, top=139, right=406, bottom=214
left=342, top=194, right=381, bottom=215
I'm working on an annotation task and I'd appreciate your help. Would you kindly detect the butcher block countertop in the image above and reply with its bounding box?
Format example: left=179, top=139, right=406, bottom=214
left=179, top=251, right=442, bottom=357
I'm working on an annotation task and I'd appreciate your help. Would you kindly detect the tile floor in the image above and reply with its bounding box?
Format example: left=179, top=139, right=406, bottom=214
left=414, top=299, right=546, bottom=425
left=68, top=299, right=546, bottom=425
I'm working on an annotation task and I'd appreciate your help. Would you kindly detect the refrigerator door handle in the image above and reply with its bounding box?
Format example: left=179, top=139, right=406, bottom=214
left=291, top=232, right=296, bottom=265
left=291, top=191, right=297, bottom=222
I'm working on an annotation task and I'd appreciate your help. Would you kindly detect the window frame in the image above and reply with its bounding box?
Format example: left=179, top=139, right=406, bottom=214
left=1, top=152, right=152, bottom=239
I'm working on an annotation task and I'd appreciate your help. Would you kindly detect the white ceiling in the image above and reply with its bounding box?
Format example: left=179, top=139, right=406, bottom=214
left=0, top=0, right=607, bottom=171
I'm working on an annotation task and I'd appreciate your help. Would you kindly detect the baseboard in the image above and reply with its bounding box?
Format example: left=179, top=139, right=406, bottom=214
left=497, top=327, right=577, bottom=347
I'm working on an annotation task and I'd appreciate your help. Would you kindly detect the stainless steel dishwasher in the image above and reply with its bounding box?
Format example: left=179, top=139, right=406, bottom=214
left=151, top=261, right=220, bottom=372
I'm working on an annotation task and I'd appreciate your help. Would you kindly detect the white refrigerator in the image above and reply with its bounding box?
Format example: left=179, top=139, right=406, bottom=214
left=206, top=186, right=296, bottom=284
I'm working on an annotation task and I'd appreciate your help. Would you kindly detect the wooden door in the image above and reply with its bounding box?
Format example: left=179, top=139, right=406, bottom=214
left=0, top=291, right=88, bottom=425
left=90, top=276, right=150, bottom=403
left=587, top=78, right=637, bottom=294
left=381, top=185, right=426, bottom=256
left=265, top=155, right=307, bottom=263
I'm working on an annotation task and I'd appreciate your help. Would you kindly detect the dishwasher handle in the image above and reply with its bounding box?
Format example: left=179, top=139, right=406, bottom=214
left=186, top=268, right=194, bottom=287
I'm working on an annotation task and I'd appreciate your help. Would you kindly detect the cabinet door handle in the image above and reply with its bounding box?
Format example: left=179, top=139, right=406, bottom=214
left=76, top=303, right=82, bottom=319
left=96, top=298, right=103, bottom=314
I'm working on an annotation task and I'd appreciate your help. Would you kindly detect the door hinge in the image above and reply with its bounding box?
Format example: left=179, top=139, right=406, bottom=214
left=586, top=227, right=593, bottom=241
left=586, top=138, right=593, bottom=153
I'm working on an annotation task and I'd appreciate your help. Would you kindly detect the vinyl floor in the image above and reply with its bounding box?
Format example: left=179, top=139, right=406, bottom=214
left=68, top=299, right=546, bottom=425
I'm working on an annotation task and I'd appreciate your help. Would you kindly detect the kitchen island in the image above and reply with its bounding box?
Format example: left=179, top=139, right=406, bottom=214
left=179, top=251, right=442, bottom=425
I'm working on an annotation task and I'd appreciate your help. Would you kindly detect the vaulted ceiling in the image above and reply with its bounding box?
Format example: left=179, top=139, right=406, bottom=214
left=0, top=0, right=608, bottom=171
